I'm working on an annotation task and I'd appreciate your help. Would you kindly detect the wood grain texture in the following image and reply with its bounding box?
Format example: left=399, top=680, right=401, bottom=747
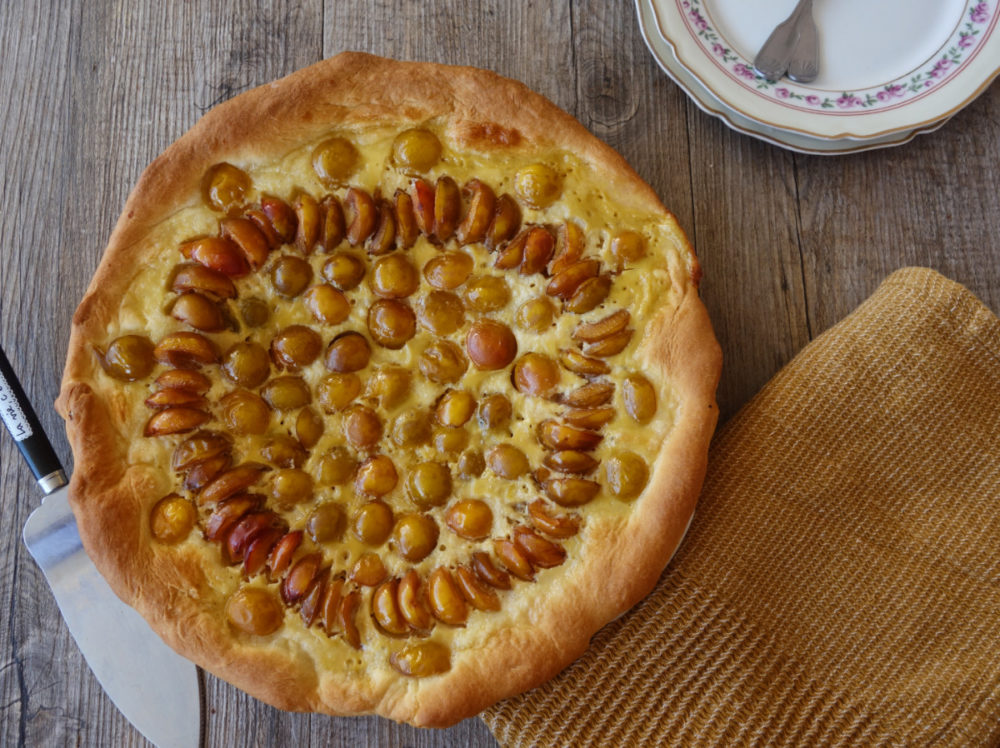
left=2, top=0, right=999, bottom=745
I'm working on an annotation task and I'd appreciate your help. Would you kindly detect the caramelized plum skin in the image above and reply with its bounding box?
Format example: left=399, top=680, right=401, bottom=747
left=150, top=495, right=196, bottom=543
left=100, top=335, right=156, bottom=381
left=466, top=320, right=517, bottom=370
left=514, top=163, right=562, bottom=208
left=392, top=128, right=442, bottom=172
left=313, top=137, right=359, bottom=185
left=391, top=641, right=451, bottom=677
left=226, top=587, right=283, bottom=635
left=203, top=163, right=250, bottom=214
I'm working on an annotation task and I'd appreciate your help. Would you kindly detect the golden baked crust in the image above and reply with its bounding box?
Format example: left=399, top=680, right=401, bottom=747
left=56, top=52, right=721, bottom=727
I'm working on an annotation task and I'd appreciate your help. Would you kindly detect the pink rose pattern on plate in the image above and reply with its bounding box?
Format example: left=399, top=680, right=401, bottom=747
left=678, top=0, right=994, bottom=111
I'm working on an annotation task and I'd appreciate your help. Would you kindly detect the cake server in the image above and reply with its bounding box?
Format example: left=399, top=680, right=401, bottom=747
left=1, top=347, right=203, bottom=748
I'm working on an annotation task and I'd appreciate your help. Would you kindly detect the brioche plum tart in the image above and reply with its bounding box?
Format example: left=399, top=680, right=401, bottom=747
left=56, top=52, right=721, bottom=727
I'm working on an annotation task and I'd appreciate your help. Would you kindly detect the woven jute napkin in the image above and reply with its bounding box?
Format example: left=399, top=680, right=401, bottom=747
left=483, top=267, right=1000, bottom=746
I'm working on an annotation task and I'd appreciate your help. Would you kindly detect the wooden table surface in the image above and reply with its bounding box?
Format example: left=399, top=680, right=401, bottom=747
left=2, top=1, right=998, bottom=746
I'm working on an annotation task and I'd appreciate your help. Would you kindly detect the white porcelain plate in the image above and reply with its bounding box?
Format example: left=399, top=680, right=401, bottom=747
left=649, top=0, right=1000, bottom=139
left=636, top=0, right=953, bottom=154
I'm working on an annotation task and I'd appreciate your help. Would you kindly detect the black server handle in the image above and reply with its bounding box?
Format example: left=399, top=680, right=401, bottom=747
left=0, top=347, right=66, bottom=494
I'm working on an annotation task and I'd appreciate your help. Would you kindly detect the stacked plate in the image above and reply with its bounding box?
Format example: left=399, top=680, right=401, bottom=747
left=637, top=0, right=1000, bottom=154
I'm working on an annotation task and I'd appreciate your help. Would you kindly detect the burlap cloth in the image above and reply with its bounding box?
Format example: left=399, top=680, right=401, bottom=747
left=483, top=267, right=1000, bottom=746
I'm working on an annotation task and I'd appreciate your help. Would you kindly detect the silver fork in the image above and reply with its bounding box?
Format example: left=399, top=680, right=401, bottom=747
left=753, top=0, right=820, bottom=83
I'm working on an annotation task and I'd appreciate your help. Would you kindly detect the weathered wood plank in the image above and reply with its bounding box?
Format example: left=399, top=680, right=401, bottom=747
left=796, top=84, right=1000, bottom=336
left=684, top=116, right=812, bottom=420
left=0, top=1, right=106, bottom=747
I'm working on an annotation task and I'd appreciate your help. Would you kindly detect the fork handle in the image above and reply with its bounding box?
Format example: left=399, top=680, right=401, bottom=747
left=753, top=0, right=814, bottom=81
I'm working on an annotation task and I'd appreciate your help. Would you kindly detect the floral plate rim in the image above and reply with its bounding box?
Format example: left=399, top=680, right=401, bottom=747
left=635, top=0, right=949, bottom=154
left=650, top=0, right=1000, bottom=139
